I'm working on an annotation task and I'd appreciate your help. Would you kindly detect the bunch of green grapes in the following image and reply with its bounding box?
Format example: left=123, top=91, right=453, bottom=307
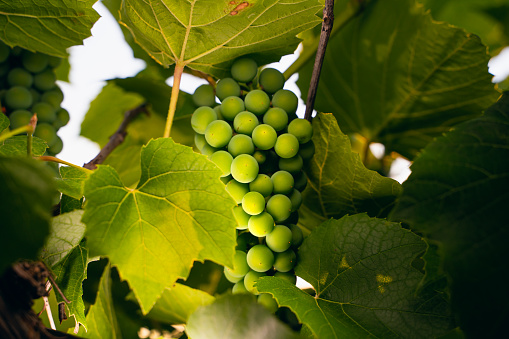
left=191, top=57, right=314, bottom=313
left=0, top=41, right=69, bottom=156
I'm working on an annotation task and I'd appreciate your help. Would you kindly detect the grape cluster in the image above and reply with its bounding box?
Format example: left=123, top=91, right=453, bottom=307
left=0, top=41, right=69, bottom=156
left=191, top=57, right=314, bottom=313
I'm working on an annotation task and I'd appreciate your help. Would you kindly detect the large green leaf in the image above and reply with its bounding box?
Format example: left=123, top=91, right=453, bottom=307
left=54, top=166, right=90, bottom=200
left=391, top=93, right=509, bottom=338
left=186, top=294, right=299, bottom=339
left=82, top=138, right=237, bottom=314
left=0, top=156, right=56, bottom=273
left=0, top=0, right=99, bottom=57
left=120, top=0, right=322, bottom=78
left=299, top=113, right=402, bottom=233
left=0, top=136, right=47, bottom=157
left=297, top=0, right=498, bottom=159
left=0, top=113, right=8, bottom=133
left=257, top=214, right=454, bottom=338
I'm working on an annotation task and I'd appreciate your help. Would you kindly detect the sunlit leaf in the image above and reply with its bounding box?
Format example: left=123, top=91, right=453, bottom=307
left=55, top=166, right=90, bottom=200
left=0, top=136, right=47, bottom=157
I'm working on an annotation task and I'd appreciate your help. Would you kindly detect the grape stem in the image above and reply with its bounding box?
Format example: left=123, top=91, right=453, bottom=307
left=304, top=0, right=335, bottom=121
left=39, top=156, right=93, bottom=174
left=164, top=63, right=185, bottom=138
left=0, top=124, right=32, bottom=143
left=27, top=114, right=37, bottom=158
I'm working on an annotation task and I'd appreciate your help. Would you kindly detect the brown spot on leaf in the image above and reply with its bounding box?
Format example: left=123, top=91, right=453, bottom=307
left=230, top=1, right=249, bottom=15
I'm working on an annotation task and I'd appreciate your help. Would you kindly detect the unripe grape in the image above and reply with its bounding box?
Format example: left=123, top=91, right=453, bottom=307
left=191, top=106, right=217, bottom=134
left=7, top=68, right=33, bottom=87
left=266, top=225, right=292, bottom=253
left=248, top=212, right=274, bottom=237
left=33, top=69, right=56, bottom=91
left=48, top=136, right=63, bottom=154
left=281, top=211, right=299, bottom=225
left=205, top=120, right=232, bottom=148
left=251, top=124, right=277, bottom=150
left=287, top=224, right=303, bottom=249
left=288, top=189, right=302, bottom=212
left=213, top=105, right=223, bottom=119
left=244, top=90, right=270, bottom=116
left=4, top=86, right=32, bottom=110
left=8, top=109, right=32, bottom=130
left=225, top=179, right=249, bottom=204
left=258, top=293, right=278, bottom=313
left=41, top=88, right=64, bottom=108
left=230, top=154, right=259, bottom=183
left=56, top=108, right=70, bottom=126
left=249, top=174, right=273, bottom=197
left=47, top=55, right=62, bottom=68
left=274, top=271, right=297, bottom=285
left=194, top=133, right=207, bottom=150
left=192, top=84, right=216, bottom=107
left=271, top=171, right=294, bottom=195
left=201, top=143, right=219, bottom=156
left=220, top=175, right=232, bottom=184
left=216, top=77, right=241, bottom=101
left=231, top=58, right=258, bottom=83
left=209, top=150, right=233, bottom=177
left=274, top=133, right=299, bottom=158
left=233, top=206, right=250, bottom=230
left=232, top=281, right=249, bottom=294
left=233, top=111, right=259, bottom=135
left=299, top=140, right=315, bottom=160
left=266, top=194, right=292, bottom=222
left=273, top=249, right=296, bottom=272
left=253, top=150, right=267, bottom=165
left=226, top=250, right=250, bottom=278
left=32, top=102, right=56, bottom=123
left=34, top=122, right=57, bottom=146
left=259, top=68, right=285, bottom=94
left=221, top=96, right=245, bottom=120
left=294, top=171, right=308, bottom=192
left=272, top=89, right=298, bottom=114
left=0, top=42, right=10, bottom=63
left=288, top=118, right=313, bottom=144
left=244, top=270, right=265, bottom=294
left=21, top=51, right=49, bottom=73
left=236, top=231, right=259, bottom=252
left=242, top=191, right=265, bottom=215
left=224, top=267, right=243, bottom=283
left=247, top=244, right=274, bottom=272
left=278, top=155, right=303, bottom=174
left=227, top=134, right=254, bottom=157
left=263, top=107, right=288, bottom=132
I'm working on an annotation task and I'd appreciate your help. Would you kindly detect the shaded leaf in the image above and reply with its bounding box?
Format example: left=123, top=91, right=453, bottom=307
left=299, top=113, right=402, bottom=233
left=0, top=135, right=47, bottom=156
left=297, top=0, right=498, bottom=159
left=60, top=194, right=83, bottom=214
left=54, top=166, right=90, bottom=200
left=391, top=93, right=509, bottom=338
left=0, top=0, right=100, bottom=57
left=0, top=113, right=8, bottom=133
left=258, top=214, right=454, bottom=338
left=120, top=0, right=322, bottom=78
left=82, top=138, right=237, bottom=314
left=186, top=294, right=298, bottom=339
left=102, top=137, right=143, bottom=188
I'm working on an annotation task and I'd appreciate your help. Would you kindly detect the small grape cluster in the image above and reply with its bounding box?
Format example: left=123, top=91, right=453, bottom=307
left=0, top=41, right=69, bottom=156
left=191, top=58, right=314, bottom=313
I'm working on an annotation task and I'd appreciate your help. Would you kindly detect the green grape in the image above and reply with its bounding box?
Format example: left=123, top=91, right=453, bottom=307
left=242, top=191, right=265, bottom=216
left=47, top=55, right=62, bottom=68
left=231, top=58, right=258, bottom=83
left=225, top=250, right=250, bottom=278
left=225, top=179, right=249, bottom=204
left=281, top=211, right=298, bottom=225
left=244, top=270, right=266, bottom=294
left=209, top=150, right=233, bottom=177
left=257, top=293, right=278, bottom=313
left=9, top=109, right=32, bottom=130
left=248, top=212, right=274, bottom=237
left=294, top=171, right=308, bottom=192
left=262, top=107, right=288, bottom=132
left=227, top=134, right=254, bottom=157
left=273, top=249, right=296, bottom=272
left=271, top=171, right=294, bottom=195
left=21, top=52, right=49, bottom=73
left=278, top=154, right=303, bottom=174
left=0, top=42, right=10, bottom=63
left=56, top=109, right=70, bottom=126
left=232, top=281, right=249, bottom=294
left=33, top=69, right=56, bottom=91
left=32, top=102, right=56, bottom=123
left=205, top=120, right=232, bottom=148
left=213, top=105, right=223, bottom=119
left=233, top=111, right=259, bottom=135
left=274, top=133, right=299, bottom=159
left=299, top=140, right=315, bottom=160
left=220, top=96, right=245, bottom=120
left=200, top=142, right=219, bottom=156
left=233, top=205, right=250, bottom=230
left=244, top=89, right=270, bottom=116
left=272, top=89, right=298, bottom=114
left=191, top=106, right=217, bottom=134
left=274, top=271, right=297, bottom=285
left=251, top=124, right=277, bottom=150
left=288, top=118, right=313, bottom=144
left=287, top=224, right=303, bottom=249
left=230, top=154, right=259, bottom=183
left=253, top=150, right=266, bottom=165
left=259, top=68, right=285, bottom=94
left=41, top=88, right=64, bottom=108
left=247, top=244, right=274, bottom=272
left=48, top=136, right=63, bottom=154
left=194, top=133, right=207, bottom=151
left=4, top=86, right=33, bottom=110
left=7, top=68, right=33, bottom=87
left=224, top=267, right=243, bottom=283
left=249, top=174, right=273, bottom=197
left=288, top=189, right=302, bottom=212
left=220, top=175, right=232, bottom=184
left=266, top=194, right=292, bottom=223
left=259, top=151, right=279, bottom=174
left=192, top=84, right=216, bottom=107
left=266, top=225, right=292, bottom=253
left=236, top=231, right=259, bottom=252
left=216, top=77, right=241, bottom=101
left=34, top=122, right=57, bottom=146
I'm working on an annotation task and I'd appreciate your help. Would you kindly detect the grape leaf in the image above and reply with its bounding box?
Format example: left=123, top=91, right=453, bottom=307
left=102, top=136, right=143, bottom=188
left=52, top=241, right=88, bottom=330
left=0, top=0, right=99, bottom=57
left=0, top=156, right=56, bottom=274
left=0, top=135, right=47, bottom=156
left=40, top=210, right=86, bottom=268
left=257, top=214, right=455, bottom=339
left=297, top=0, right=498, bottom=159
left=391, top=93, right=509, bottom=338
left=60, top=194, right=83, bottom=214
left=54, top=166, right=90, bottom=200
left=0, top=113, right=8, bottom=133
left=186, top=294, right=299, bottom=339
left=299, top=113, right=402, bottom=233
left=120, top=0, right=323, bottom=78
left=82, top=138, right=237, bottom=314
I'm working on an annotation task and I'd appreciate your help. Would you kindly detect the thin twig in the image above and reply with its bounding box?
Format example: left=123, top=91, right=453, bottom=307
left=304, top=0, right=335, bottom=121
left=46, top=269, right=71, bottom=304
left=83, top=104, right=148, bottom=170
left=44, top=281, right=56, bottom=330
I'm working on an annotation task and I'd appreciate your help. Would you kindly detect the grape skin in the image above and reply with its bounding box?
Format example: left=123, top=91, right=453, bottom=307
left=221, top=96, right=245, bottom=120
left=251, top=124, right=277, bottom=150
left=248, top=212, right=275, bottom=237
left=274, top=133, right=299, bottom=159
left=249, top=174, right=273, bottom=197
left=205, top=120, right=232, bottom=148
left=271, top=171, right=294, bottom=195
left=263, top=107, right=288, bottom=132
left=244, top=89, right=270, bottom=116
left=259, top=68, right=285, bottom=94
left=209, top=150, right=233, bottom=177
left=230, top=154, right=259, bottom=183
left=266, top=225, right=292, bottom=253
left=233, top=206, right=250, bottom=230
left=233, top=111, right=259, bottom=135
left=192, top=84, right=216, bottom=107
left=226, top=179, right=249, bottom=204
left=272, top=89, right=298, bottom=114
left=244, top=270, right=266, bottom=294
left=241, top=191, right=265, bottom=216
left=231, top=58, right=258, bottom=83
left=216, top=77, right=241, bottom=101
left=273, top=249, right=296, bottom=272
left=191, top=106, right=217, bottom=134
left=227, top=134, right=255, bottom=157
left=247, top=244, right=274, bottom=272
left=266, top=194, right=292, bottom=223
left=288, top=118, right=313, bottom=144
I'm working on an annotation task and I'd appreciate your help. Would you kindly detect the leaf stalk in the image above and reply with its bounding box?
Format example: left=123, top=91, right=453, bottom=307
left=164, top=63, right=185, bottom=138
